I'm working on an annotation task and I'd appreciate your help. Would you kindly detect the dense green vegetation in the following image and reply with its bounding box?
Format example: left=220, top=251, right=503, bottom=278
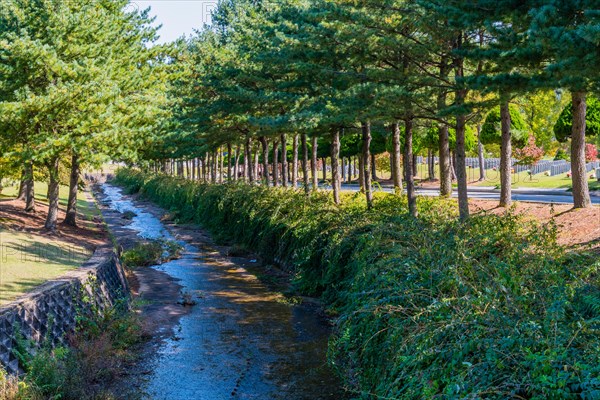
left=115, top=169, right=600, bottom=399
left=0, top=284, right=142, bottom=400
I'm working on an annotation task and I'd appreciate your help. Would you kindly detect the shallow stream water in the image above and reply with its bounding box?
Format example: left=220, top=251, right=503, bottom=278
left=101, top=184, right=345, bottom=400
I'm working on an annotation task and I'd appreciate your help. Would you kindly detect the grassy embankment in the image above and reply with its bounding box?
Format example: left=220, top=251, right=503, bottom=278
left=114, top=169, right=600, bottom=399
left=0, top=182, right=100, bottom=304
left=0, top=181, right=146, bottom=400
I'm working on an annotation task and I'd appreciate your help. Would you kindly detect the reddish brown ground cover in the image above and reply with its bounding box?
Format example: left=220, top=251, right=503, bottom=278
left=0, top=198, right=107, bottom=251
left=1, top=193, right=597, bottom=252
left=470, top=199, right=600, bottom=249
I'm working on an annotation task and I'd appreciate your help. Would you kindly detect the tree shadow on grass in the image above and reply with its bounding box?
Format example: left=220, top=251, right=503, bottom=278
left=1, top=239, right=90, bottom=268
left=0, top=278, right=48, bottom=305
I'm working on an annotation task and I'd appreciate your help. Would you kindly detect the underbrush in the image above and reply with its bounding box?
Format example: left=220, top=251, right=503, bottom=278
left=114, top=169, right=600, bottom=399
left=1, top=285, right=144, bottom=400
left=121, top=239, right=183, bottom=268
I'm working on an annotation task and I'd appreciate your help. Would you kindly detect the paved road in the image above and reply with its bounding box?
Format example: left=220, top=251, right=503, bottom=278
left=338, top=184, right=600, bottom=205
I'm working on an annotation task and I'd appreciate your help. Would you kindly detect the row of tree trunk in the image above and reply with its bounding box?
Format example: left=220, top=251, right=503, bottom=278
left=14, top=153, right=81, bottom=231
left=16, top=89, right=592, bottom=233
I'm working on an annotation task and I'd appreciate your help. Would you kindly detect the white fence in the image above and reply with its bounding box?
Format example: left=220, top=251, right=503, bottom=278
left=416, top=156, right=599, bottom=177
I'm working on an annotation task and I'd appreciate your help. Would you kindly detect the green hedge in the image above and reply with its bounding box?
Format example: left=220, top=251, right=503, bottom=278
left=114, top=169, right=600, bottom=399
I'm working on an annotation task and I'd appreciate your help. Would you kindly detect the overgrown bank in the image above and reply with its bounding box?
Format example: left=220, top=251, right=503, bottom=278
left=1, top=288, right=143, bottom=400
left=115, top=169, right=600, bottom=399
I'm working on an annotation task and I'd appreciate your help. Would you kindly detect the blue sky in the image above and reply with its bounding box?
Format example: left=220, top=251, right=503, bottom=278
left=132, top=1, right=216, bottom=44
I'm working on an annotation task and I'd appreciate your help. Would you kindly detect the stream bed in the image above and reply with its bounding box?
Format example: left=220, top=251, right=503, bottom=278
left=101, top=184, right=345, bottom=400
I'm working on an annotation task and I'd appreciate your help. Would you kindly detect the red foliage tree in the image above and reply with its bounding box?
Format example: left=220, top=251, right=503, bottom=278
left=514, top=136, right=544, bottom=165
left=585, top=144, right=598, bottom=162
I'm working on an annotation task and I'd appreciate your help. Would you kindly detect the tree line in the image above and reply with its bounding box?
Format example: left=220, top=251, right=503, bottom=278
left=149, top=0, right=599, bottom=219
left=0, top=0, right=169, bottom=230
left=1, top=0, right=599, bottom=228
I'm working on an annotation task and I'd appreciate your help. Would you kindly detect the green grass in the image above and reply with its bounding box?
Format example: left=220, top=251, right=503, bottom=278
left=474, top=169, right=600, bottom=189
left=0, top=230, right=92, bottom=304
left=0, top=181, right=100, bottom=304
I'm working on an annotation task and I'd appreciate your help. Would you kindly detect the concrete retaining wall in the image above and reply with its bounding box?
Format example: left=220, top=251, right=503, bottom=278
left=0, top=246, right=129, bottom=374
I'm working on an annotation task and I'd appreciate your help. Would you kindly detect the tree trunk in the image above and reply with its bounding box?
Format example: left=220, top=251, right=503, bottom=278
left=292, top=134, right=299, bottom=188
left=245, top=138, right=252, bottom=182
left=16, top=168, right=26, bottom=201
left=371, top=154, right=377, bottom=181
left=571, top=91, right=592, bottom=208
left=301, top=134, right=309, bottom=194
left=341, top=157, right=346, bottom=182
left=331, top=130, right=341, bottom=204
left=411, top=155, right=417, bottom=177
left=311, top=136, right=318, bottom=190
left=439, top=124, right=452, bottom=197
left=260, top=136, right=270, bottom=186
left=212, top=152, right=218, bottom=183
left=404, top=119, right=417, bottom=217
left=427, top=149, right=435, bottom=180
left=361, top=122, right=373, bottom=208
left=450, top=151, right=457, bottom=181
left=499, top=100, right=512, bottom=207
left=358, top=155, right=365, bottom=191
left=391, top=122, right=402, bottom=192
left=322, top=158, right=327, bottom=182
left=23, top=162, right=35, bottom=212
left=347, top=157, right=353, bottom=183
left=219, top=147, right=224, bottom=183
left=280, top=134, right=288, bottom=187
left=477, top=124, right=485, bottom=181
left=227, top=143, right=232, bottom=181
left=273, top=139, right=280, bottom=187
left=44, top=158, right=60, bottom=231
left=253, top=146, right=259, bottom=183
left=455, top=116, right=469, bottom=219
left=454, top=36, right=469, bottom=219
left=63, top=152, right=80, bottom=227
left=234, top=145, right=240, bottom=181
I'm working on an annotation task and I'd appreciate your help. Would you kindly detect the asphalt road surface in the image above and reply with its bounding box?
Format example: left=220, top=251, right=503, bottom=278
left=338, top=184, right=600, bottom=205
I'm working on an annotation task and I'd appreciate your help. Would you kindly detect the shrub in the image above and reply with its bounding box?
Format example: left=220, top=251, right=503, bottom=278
left=120, top=241, right=163, bottom=267
left=1, top=278, right=143, bottom=400
left=120, top=239, right=182, bottom=268
left=114, top=169, right=600, bottom=399
left=554, top=149, right=570, bottom=161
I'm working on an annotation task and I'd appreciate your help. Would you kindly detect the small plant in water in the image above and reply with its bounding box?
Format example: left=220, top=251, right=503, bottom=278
left=121, top=240, right=184, bottom=268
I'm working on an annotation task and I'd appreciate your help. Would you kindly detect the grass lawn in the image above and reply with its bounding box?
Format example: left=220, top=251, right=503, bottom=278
left=0, top=181, right=101, bottom=305
left=0, top=229, right=91, bottom=304
left=474, top=169, right=600, bottom=190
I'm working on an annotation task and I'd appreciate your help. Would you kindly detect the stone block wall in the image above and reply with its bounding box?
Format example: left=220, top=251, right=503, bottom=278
left=0, top=246, right=129, bottom=374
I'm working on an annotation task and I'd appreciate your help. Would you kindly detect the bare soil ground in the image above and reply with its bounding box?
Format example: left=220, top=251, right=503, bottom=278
left=469, top=199, right=600, bottom=249
left=0, top=196, right=107, bottom=250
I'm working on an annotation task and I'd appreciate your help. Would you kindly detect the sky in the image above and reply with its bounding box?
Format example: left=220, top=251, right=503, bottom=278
left=131, top=1, right=216, bottom=44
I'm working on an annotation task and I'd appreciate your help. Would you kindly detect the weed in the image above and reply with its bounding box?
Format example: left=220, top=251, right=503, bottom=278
left=121, top=240, right=183, bottom=268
